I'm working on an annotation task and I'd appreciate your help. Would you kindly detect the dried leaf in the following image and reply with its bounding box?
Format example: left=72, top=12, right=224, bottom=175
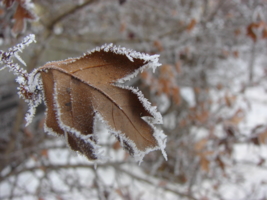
left=200, top=155, right=209, bottom=172
left=176, top=174, right=187, bottom=184
left=159, top=64, right=174, bottom=78
left=258, top=158, right=265, bottom=166
left=172, top=86, right=181, bottom=105
left=35, top=44, right=167, bottom=162
left=118, top=0, right=127, bottom=5
left=246, top=21, right=265, bottom=42
left=224, top=125, right=235, bottom=137
left=2, top=0, right=15, bottom=8
left=224, top=93, right=235, bottom=107
left=258, top=130, right=267, bottom=144
left=41, top=149, right=49, bottom=158
left=263, top=27, right=267, bottom=39
left=232, top=50, right=239, bottom=58
left=229, top=109, right=244, bottom=125
left=158, top=180, right=168, bottom=187
left=251, top=136, right=260, bottom=146
left=120, top=22, right=126, bottom=32
left=186, top=19, right=196, bottom=32
left=140, top=71, right=149, bottom=80
left=216, top=156, right=225, bottom=171
left=112, top=141, right=121, bottom=150
left=234, top=28, right=241, bottom=36
left=216, top=83, right=223, bottom=90
left=12, top=3, right=36, bottom=35
left=194, top=139, right=214, bottom=172
left=153, top=40, right=164, bottom=52
left=0, top=8, right=5, bottom=16
left=195, top=138, right=208, bottom=151
left=175, top=61, right=182, bottom=74
left=247, top=23, right=258, bottom=42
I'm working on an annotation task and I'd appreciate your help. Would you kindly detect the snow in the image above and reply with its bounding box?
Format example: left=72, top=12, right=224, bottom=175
left=180, top=87, right=195, bottom=107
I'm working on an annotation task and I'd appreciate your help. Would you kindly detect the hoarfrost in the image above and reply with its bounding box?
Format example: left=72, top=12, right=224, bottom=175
left=44, top=123, right=60, bottom=137
left=16, top=76, right=25, bottom=84
left=14, top=53, right=27, bottom=66
left=52, top=82, right=106, bottom=161
left=94, top=105, right=167, bottom=163
left=116, top=85, right=163, bottom=124
left=24, top=72, right=43, bottom=126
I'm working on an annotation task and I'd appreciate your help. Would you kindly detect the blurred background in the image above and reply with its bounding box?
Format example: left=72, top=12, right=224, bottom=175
left=1, top=0, right=267, bottom=199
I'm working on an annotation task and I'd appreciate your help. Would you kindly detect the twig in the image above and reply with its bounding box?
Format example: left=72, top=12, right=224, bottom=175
left=118, top=167, right=198, bottom=200
left=47, top=0, right=98, bottom=31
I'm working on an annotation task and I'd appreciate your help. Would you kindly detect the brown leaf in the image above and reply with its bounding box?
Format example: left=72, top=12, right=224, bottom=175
left=246, top=21, right=265, bottom=42
left=234, top=28, right=241, bottom=36
left=12, top=3, right=36, bottom=35
left=2, top=0, right=15, bottom=8
left=140, top=71, right=149, bottom=80
left=247, top=23, right=258, bottom=42
left=118, top=0, right=127, bottom=5
left=258, top=158, right=265, bottom=166
left=176, top=173, right=187, bottom=184
left=153, top=40, right=164, bottom=51
left=23, top=127, right=33, bottom=138
left=0, top=8, right=5, bottom=16
left=36, top=45, right=166, bottom=161
left=41, top=149, right=49, bottom=159
left=225, top=93, right=235, bottom=107
left=175, top=61, right=182, bottom=74
left=171, top=86, right=181, bottom=105
left=232, top=50, right=239, bottom=58
left=186, top=19, right=196, bottom=32
left=112, top=141, right=121, bottom=150
left=200, top=155, right=209, bottom=172
left=158, top=180, right=168, bottom=187
left=216, top=156, right=225, bottom=171
left=262, top=27, right=267, bottom=39
left=120, top=22, right=126, bottom=32
left=224, top=125, right=235, bottom=137
left=251, top=136, right=260, bottom=146
left=195, top=138, right=208, bottom=151
left=159, top=64, right=174, bottom=78
left=216, top=83, right=223, bottom=90
left=258, top=130, right=267, bottom=144
left=229, top=108, right=244, bottom=125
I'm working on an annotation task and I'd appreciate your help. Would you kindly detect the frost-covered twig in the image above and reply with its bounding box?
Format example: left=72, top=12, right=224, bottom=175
left=0, top=34, right=42, bottom=126
left=0, top=34, right=35, bottom=76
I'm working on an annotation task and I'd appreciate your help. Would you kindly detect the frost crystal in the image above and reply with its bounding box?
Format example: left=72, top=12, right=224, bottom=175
left=15, top=53, right=27, bottom=66
left=16, top=76, right=25, bottom=84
